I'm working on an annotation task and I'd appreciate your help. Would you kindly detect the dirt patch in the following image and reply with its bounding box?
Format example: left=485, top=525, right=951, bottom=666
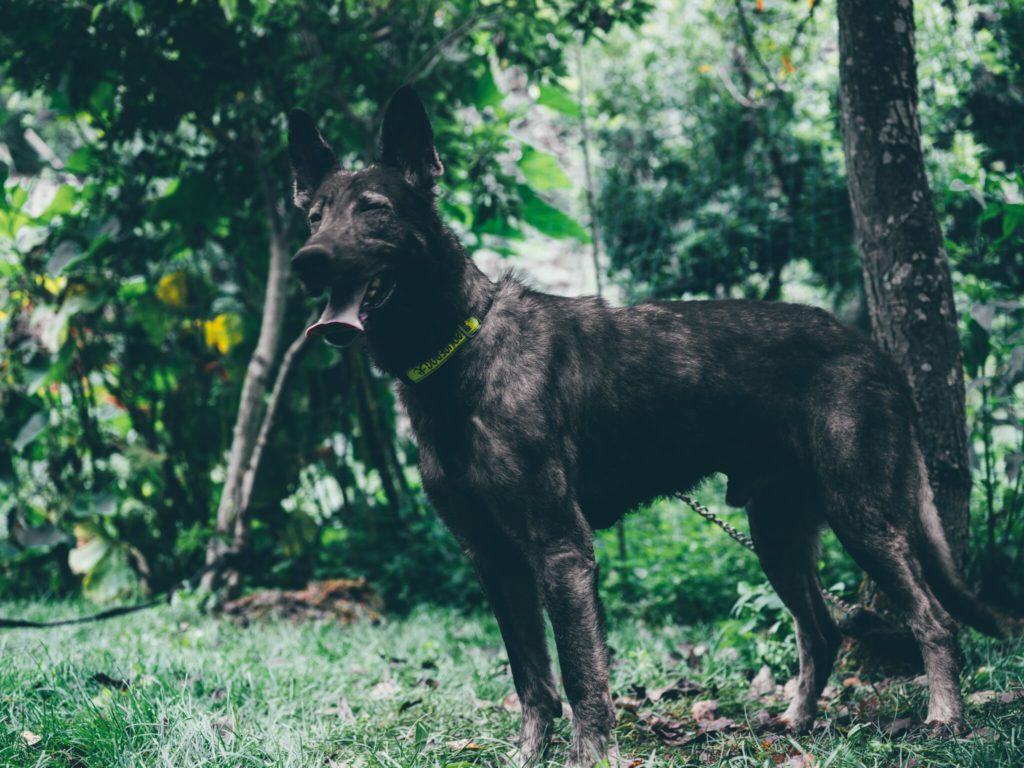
left=220, top=578, right=383, bottom=625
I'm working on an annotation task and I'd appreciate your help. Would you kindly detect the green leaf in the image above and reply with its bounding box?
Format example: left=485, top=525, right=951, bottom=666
left=69, top=536, right=109, bottom=575
left=536, top=82, right=581, bottom=118
left=14, top=412, right=48, bottom=452
left=414, top=721, right=429, bottom=753
left=1002, top=206, right=1022, bottom=239
left=47, top=241, right=87, bottom=276
left=9, top=184, right=28, bottom=211
left=518, top=145, right=571, bottom=192
left=518, top=185, right=589, bottom=241
left=64, top=147, right=96, bottom=175
left=40, top=185, right=77, bottom=220
left=470, top=68, right=504, bottom=111
left=73, top=539, right=139, bottom=603
left=475, top=215, right=525, bottom=240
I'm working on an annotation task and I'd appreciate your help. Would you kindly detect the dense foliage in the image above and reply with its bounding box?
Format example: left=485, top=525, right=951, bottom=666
left=1, top=0, right=1022, bottom=622
left=588, top=0, right=1024, bottom=614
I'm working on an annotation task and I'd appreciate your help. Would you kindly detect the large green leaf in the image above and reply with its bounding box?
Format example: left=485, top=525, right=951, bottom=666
left=518, top=145, right=571, bottom=192
left=536, top=82, right=581, bottom=117
left=517, top=185, right=589, bottom=242
left=69, top=532, right=141, bottom=603
left=470, top=68, right=504, bottom=111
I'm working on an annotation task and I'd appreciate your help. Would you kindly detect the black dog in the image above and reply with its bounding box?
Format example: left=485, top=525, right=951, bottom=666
left=286, top=87, right=1004, bottom=766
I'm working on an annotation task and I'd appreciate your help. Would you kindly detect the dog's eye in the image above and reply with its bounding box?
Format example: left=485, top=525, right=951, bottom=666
left=308, top=211, right=322, bottom=228
left=357, top=196, right=392, bottom=213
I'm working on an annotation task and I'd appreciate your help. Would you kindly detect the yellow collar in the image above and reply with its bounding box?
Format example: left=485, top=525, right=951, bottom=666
left=405, top=316, right=482, bottom=383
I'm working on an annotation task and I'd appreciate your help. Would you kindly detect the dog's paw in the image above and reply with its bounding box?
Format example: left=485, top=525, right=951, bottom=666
left=565, top=732, right=614, bottom=768
left=565, top=743, right=624, bottom=768
left=925, top=718, right=965, bottom=737
left=770, top=711, right=814, bottom=734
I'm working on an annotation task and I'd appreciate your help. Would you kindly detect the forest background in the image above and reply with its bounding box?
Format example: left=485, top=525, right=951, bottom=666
left=0, top=0, right=1022, bottom=630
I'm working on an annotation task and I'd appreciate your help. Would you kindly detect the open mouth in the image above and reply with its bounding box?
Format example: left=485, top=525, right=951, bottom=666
left=305, top=271, right=395, bottom=348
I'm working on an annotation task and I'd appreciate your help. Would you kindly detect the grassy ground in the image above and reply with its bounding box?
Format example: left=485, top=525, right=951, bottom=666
left=0, top=600, right=1022, bottom=767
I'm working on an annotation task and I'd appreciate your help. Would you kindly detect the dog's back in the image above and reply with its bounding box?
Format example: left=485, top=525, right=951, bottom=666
left=434, top=275, right=907, bottom=529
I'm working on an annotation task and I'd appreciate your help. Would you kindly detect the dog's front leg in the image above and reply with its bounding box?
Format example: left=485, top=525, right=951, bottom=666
left=471, top=548, right=562, bottom=764
left=536, top=531, right=615, bottom=767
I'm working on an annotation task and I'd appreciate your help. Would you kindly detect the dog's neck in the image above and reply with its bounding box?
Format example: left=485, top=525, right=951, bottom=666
left=363, top=224, right=492, bottom=381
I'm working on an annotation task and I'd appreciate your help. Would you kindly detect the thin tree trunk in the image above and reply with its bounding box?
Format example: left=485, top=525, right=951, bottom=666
left=575, top=38, right=604, bottom=299
left=576, top=37, right=625, bottom=561
left=202, top=162, right=291, bottom=595
left=227, top=325, right=311, bottom=567
left=837, top=0, right=971, bottom=564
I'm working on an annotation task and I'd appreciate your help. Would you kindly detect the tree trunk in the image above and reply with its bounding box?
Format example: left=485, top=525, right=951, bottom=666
left=201, top=207, right=291, bottom=596
left=837, top=0, right=971, bottom=564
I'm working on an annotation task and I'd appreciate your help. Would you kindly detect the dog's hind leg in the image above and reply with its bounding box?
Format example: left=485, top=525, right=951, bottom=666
left=748, top=494, right=841, bottom=731
left=827, top=511, right=965, bottom=727
left=819, top=448, right=965, bottom=730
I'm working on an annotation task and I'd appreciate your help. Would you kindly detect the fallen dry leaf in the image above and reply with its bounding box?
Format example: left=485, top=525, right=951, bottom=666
left=446, top=739, right=483, bottom=751
left=21, top=730, right=41, bottom=747
left=783, top=753, right=816, bottom=767
left=336, top=695, right=355, bottom=723
left=965, top=725, right=999, bottom=741
left=638, top=712, right=697, bottom=746
left=614, top=694, right=646, bottom=711
left=368, top=680, right=398, bottom=700
left=885, top=716, right=913, bottom=737
left=967, top=690, right=999, bottom=705
left=698, top=716, right=737, bottom=734
left=748, top=666, right=776, bottom=698
left=651, top=677, right=705, bottom=701
left=691, top=699, right=719, bottom=722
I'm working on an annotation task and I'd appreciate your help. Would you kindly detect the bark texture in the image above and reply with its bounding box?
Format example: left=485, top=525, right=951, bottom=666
left=837, top=0, right=971, bottom=562
left=201, top=211, right=291, bottom=595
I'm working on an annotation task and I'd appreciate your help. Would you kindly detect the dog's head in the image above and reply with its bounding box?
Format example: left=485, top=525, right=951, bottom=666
left=288, top=86, right=443, bottom=347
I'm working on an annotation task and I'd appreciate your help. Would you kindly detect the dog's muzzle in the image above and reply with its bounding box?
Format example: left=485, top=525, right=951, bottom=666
left=305, top=272, right=395, bottom=348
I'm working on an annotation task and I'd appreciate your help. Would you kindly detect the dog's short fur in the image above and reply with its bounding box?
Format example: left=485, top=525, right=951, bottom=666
left=287, top=88, right=1004, bottom=766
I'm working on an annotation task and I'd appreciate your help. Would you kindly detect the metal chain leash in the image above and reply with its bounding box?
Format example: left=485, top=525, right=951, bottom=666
left=674, top=493, right=859, bottom=616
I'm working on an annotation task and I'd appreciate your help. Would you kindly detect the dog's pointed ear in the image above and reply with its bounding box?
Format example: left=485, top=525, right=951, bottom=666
left=288, top=108, right=339, bottom=210
left=379, top=86, right=443, bottom=191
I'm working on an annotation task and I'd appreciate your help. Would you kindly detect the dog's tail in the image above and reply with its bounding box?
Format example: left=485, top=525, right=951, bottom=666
left=914, top=448, right=1009, bottom=638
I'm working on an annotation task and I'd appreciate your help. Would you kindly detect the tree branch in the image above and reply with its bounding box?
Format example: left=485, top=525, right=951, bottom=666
left=732, top=0, right=782, bottom=92
left=231, top=317, right=315, bottom=549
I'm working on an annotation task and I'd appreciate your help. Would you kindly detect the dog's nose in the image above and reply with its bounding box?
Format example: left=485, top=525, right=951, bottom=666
left=292, top=244, right=330, bottom=277
left=291, top=245, right=332, bottom=294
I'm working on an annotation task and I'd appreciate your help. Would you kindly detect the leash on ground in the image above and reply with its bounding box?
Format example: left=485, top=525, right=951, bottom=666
left=0, top=551, right=239, bottom=630
left=675, top=493, right=860, bottom=616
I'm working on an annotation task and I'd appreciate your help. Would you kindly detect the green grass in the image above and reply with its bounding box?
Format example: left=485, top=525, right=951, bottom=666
left=0, top=600, right=1021, bottom=767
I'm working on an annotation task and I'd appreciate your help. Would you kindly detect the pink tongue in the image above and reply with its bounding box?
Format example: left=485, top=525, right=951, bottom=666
left=305, top=281, right=370, bottom=339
